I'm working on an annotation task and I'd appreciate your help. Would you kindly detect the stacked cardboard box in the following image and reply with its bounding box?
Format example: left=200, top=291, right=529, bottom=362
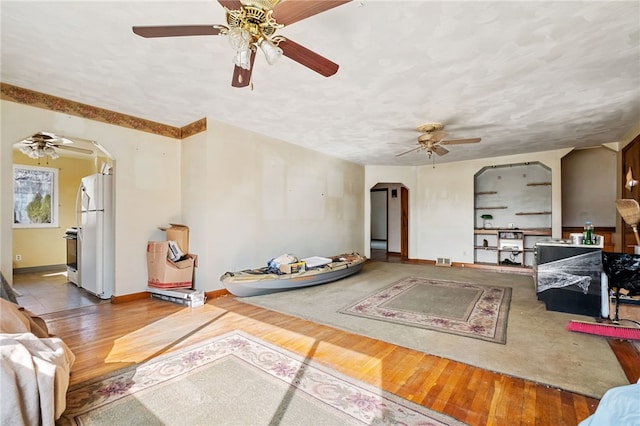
left=147, top=224, right=197, bottom=290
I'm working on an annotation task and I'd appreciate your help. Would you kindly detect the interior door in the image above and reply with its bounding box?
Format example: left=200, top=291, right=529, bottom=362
left=621, top=136, right=640, bottom=253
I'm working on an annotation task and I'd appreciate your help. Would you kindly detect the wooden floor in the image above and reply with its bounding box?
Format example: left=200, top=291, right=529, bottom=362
left=17, top=257, right=640, bottom=426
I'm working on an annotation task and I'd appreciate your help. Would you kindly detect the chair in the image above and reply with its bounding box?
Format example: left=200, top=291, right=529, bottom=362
left=601, top=252, right=640, bottom=325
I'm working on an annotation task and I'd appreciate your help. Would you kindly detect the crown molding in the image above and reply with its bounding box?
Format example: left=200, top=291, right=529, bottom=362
left=1, top=83, right=206, bottom=139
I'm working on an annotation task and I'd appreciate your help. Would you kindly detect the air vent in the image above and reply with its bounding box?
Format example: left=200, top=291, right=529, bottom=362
left=436, top=257, right=451, bottom=267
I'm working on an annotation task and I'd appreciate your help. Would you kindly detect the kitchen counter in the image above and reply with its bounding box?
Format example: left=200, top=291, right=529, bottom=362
left=536, top=235, right=604, bottom=249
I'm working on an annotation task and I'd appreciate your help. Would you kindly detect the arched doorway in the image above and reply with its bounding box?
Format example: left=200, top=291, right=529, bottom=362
left=370, top=183, right=408, bottom=261
left=11, top=132, right=115, bottom=312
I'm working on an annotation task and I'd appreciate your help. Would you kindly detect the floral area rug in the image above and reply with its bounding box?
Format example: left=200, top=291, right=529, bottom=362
left=340, top=277, right=512, bottom=344
left=59, top=331, right=466, bottom=425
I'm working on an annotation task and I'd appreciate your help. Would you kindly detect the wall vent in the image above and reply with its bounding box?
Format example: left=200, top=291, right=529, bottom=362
left=436, top=257, right=452, bottom=267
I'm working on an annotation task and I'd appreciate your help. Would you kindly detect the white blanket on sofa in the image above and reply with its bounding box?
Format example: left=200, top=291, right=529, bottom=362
left=0, top=298, right=75, bottom=425
left=1, top=333, right=75, bottom=425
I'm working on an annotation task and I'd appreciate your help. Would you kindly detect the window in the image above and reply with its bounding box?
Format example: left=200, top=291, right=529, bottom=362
left=13, top=165, right=59, bottom=228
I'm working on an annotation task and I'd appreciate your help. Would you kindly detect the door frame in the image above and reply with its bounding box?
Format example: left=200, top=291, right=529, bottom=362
left=401, top=186, right=409, bottom=258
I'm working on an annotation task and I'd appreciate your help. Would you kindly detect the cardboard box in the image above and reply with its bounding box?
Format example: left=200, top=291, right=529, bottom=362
left=159, top=224, right=189, bottom=253
left=279, top=261, right=306, bottom=274
left=147, top=241, right=194, bottom=289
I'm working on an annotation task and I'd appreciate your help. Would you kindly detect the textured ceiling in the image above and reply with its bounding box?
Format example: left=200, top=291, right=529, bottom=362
left=2, top=1, right=639, bottom=166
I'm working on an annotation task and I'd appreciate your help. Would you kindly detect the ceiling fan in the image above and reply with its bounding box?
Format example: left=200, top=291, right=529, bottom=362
left=132, top=0, right=351, bottom=88
left=16, top=132, right=94, bottom=160
left=395, top=123, right=482, bottom=159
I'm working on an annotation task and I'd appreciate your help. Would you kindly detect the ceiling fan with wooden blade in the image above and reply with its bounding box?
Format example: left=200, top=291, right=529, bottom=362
left=395, top=123, right=481, bottom=159
left=132, top=0, right=351, bottom=88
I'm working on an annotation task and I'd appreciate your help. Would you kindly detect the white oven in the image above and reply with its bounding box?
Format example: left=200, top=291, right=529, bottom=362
left=64, top=228, right=79, bottom=286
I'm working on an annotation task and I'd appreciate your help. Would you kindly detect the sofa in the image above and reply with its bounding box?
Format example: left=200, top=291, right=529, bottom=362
left=0, top=273, right=75, bottom=426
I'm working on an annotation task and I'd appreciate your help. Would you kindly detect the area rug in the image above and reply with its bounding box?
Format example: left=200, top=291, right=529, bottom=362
left=239, top=262, right=630, bottom=398
left=59, top=331, right=466, bottom=426
left=340, top=277, right=511, bottom=344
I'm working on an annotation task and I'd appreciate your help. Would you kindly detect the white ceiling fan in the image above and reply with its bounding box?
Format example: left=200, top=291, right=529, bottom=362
left=16, top=132, right=94, bottom=160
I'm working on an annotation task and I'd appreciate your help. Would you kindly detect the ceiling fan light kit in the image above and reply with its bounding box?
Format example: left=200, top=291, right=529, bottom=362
left=16, top=132, right=94, bottom=162
left=225, top=4, right=283, bottom=69
left=20, top=144, right=60, bottom=160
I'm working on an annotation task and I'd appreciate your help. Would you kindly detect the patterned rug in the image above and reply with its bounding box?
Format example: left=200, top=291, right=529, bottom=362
left=340, top=277, right=512, bottom=344
left=59, top=331, right=466, bottom=425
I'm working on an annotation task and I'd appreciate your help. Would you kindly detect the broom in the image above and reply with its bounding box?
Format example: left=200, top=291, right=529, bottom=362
left=567, top=320, right=640, bottom=340
left=615, top=199, right=640, bottom=246
left=609, top=200, right=640, bottom=325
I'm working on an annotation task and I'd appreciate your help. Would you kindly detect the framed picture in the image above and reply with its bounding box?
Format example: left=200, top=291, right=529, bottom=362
left=13, top=165, right=59, bottom=228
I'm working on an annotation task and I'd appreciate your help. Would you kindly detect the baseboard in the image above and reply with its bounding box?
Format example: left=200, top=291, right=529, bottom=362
left=206, top=288, right=230, bottom=299
left=455, top=262, right=533, bottom=275
left=111, top=292, right=148, bottom=304
left=395, top=257, right=533, bottom=276
left=13, top=264, right=67, bottom=274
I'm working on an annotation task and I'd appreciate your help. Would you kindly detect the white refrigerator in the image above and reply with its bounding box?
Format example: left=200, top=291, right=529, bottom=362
left=77, top=173, right=114, bottom=299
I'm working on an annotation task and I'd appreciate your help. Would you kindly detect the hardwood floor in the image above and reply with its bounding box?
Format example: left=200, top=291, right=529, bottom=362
left=14, top=265, right=640, bottom=425
left=13, top=268, right=107, bottom=315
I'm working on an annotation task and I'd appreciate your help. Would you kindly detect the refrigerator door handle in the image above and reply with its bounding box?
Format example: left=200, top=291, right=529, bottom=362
left=75, top=183, right=84, bottom=240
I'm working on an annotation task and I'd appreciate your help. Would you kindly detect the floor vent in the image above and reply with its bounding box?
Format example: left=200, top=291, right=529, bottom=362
left=436, top=257, right=452, bottom=267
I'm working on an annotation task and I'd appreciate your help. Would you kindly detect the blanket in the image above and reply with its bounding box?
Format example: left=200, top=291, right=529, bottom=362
left=0, top=298, right=75, bottom=425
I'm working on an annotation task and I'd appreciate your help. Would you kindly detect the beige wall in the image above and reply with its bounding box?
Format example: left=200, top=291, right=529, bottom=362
left=182, top=119, right=365, bottom=291
left=2, top=101, right=366, bottom=294
left=562, top=147, right=618, bottom=227
left=364, top=149, right=570, bottom=262
left=12, top=151, right=95, bottom=269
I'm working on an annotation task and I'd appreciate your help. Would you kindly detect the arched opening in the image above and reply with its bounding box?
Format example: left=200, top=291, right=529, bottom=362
left=370, top=183, right=408, bottom=261
left=12, top=132, right=115, bottom=312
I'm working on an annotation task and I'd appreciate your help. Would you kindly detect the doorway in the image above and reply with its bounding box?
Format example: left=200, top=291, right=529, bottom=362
left=370, top=183, right=409, bottom=261
left=11, top=133, right=115, bottom=313
left=621, top=135, right=639, bottom=253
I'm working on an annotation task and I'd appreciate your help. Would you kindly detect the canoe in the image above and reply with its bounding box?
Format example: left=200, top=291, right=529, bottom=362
left=220, top=252, right=366, bottom=297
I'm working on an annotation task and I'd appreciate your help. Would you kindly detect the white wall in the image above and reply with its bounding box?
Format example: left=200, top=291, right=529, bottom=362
left=182, top=119, right=365, bottom=292
left=1, top=101, right=181, bottom=293
left=365, top=149, right=570, bottom=263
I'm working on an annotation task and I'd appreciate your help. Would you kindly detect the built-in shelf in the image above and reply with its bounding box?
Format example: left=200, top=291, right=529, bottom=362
left=474, top=228, right=551, bottom=236
left=473, top=228, right=551, bottom=268
left=474, top=162, right=552, bottom=267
